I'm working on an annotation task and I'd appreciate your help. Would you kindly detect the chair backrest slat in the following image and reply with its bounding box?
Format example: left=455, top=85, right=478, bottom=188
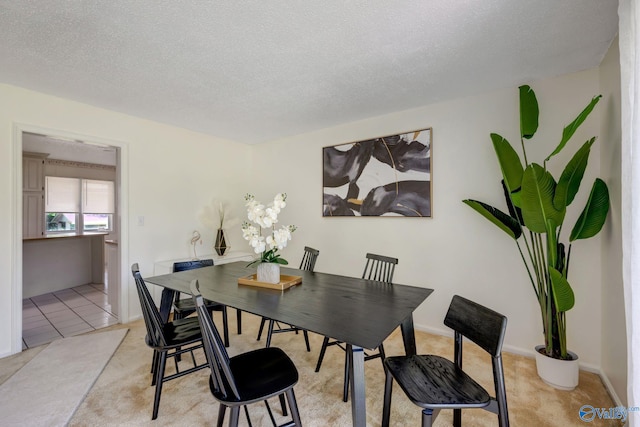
left=362, top=253, right=398, bottom=283
left=172, top=259, right=214, bottom=303
left=299, top=247, right=320, bottom=272
left=190, top=279, right=240, bottom=400
left=173, top=259, right=214, bottom=273
left=131, top=263, right=167, bottom=347
left=444, top=295, right=507, bottom=357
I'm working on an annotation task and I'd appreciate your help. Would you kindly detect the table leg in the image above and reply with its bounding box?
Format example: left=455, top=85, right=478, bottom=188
left=399, top=314, right=417, bottom=356
left=348, top=344, right=366, bottom=427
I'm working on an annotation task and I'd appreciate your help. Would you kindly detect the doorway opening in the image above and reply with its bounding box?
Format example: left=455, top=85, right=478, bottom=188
left=12, top=125, right=129, bottom=353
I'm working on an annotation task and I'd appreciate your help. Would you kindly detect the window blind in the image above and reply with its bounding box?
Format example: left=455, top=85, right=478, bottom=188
left=45, top=177, right=80, bottom=212
left=83, top=180, right=115, bottom=214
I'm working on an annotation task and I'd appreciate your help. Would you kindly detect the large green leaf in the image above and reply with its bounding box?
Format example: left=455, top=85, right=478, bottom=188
left=502, top=180, right=524, bottom=225
left=519, top=85, right=539, bottom=139
left=554, top=138, right=595, bottom=210
left=545, top=95, right=602, bottom=162
left=520, top=164, right=566, bottom=233
left=510, top=190, right=522, bottom=210
left=462, top=199, right=522, bottom=239
left=549, top=267, right=575, bottom=312
left=491, top=133, right=524, bottom=200
left=569, top=178, right=610, bottom=241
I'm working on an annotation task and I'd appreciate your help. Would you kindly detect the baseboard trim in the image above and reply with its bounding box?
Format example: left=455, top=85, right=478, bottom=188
left=599, top=369, right=625, bottom=407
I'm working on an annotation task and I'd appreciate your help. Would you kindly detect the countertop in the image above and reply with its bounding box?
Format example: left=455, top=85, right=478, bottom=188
left=24, top=231, right=109, bottom=241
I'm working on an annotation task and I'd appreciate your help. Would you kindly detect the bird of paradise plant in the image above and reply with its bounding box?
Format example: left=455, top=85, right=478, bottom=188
left=463, top=85, right=610, bottom=360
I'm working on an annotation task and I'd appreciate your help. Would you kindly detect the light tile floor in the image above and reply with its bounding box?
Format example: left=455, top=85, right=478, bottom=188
left=22, top=283, right=118, bottom=349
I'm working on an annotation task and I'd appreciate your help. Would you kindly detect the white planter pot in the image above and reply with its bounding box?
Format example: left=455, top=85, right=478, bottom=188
left=257, top=263, right=280, bottom=284
left=534, top=345, right=579, bottom=391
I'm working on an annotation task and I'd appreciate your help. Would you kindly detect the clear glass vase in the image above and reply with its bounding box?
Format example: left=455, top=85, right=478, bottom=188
left=257, top=262, right=280, bottom=284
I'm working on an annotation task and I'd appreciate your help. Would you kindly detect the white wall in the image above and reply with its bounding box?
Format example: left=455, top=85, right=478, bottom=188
left=250, top=69, right=608, bottom=368
left=599, top=37, right=627, bottom=404
left=0, top=83, right=251, bottom=357
left=0, top=61, right=624, bottom=389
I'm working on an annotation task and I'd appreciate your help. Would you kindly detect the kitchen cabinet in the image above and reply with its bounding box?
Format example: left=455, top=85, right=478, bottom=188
left=23, top=154, right=45, bottom=191
left=22, top=152, right=47, bottom=239
left=22, top=233, right=107, bottom=298
left=23, top=192, right=44, bottom=238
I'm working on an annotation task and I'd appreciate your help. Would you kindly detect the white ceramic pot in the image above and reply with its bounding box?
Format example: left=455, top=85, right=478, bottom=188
left=534, top=345, right=579, bottom=391
left=257, top=263, right=280, bottom=284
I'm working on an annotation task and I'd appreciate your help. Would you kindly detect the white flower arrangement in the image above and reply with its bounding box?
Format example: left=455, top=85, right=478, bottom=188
left=242, top=193, right=296, bottom=266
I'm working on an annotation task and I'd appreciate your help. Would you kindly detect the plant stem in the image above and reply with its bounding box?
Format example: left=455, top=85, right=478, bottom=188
left=532, top=232, right=552, bottom=353
left=520, top=137, right=529, bottom=166
left=516, top=240, right=539, bottom=299
left=557, top=311, right=567, bottom=359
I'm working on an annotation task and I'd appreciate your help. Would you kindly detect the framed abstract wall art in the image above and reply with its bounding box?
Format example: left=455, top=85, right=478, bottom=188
left=322, top=128, right=432, bottom=217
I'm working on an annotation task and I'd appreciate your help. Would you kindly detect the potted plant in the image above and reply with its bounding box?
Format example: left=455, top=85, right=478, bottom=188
left=241, top=193, right=297, bottom=283
left=463, top=85, right=610, bottom=390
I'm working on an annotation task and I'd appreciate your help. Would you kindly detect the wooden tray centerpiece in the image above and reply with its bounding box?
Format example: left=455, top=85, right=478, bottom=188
left=238, top=274, right=302, bottom=291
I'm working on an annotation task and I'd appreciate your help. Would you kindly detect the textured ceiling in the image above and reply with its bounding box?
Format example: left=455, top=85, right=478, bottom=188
left=0, top=1, right=618, bottom=144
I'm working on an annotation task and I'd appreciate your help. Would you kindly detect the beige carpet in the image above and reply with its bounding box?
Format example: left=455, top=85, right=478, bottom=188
left=0, top=328, right=127, bottom=426
left=0, top=313, right=622, bottom=426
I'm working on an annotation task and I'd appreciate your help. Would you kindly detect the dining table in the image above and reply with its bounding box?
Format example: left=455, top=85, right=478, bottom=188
left=145, top=261, right=434, bottom=427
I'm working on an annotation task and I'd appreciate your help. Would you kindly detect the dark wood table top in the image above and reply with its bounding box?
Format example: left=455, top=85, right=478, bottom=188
left=146, top=261, right=433, bottom=350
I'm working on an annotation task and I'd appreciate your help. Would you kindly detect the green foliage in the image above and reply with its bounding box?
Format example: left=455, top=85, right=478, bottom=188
left=570, top=178, right=610, bottom=241
left=462, top=200, right=522, bottom=239
left=519, top=85, right=539, bottom=139
left=464, top=86, right=609, bottom=360
left=246, top=248, right=290, bottom=268
left=546, top=95, right=603, bottom=162
left=520, top=164, right=566, bottom=233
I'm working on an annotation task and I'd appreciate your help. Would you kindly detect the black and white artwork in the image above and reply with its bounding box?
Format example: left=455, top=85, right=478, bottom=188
left=322, top=128, right=432, bottom=217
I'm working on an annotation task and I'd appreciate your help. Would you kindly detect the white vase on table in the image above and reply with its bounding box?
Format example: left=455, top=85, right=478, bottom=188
left=257, top=263, right=280, bottom=284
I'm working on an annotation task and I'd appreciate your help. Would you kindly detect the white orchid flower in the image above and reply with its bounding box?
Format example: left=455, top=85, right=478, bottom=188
left=242, top=193, right=295, bottom=264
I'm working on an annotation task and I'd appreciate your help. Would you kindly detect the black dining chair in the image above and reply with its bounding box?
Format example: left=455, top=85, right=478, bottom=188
left=382, top=295, right=509, bottom=427
left=315, top=252, right=398, bottom=401
left=131, top=263, right=208, bottom=420
left=298, top=246, right=320, bottom=272
left=172, top=259, right=235, bottom=347
left=191, top=279, right=303, bottom=427
left=256, top=246, right=320, bottom=351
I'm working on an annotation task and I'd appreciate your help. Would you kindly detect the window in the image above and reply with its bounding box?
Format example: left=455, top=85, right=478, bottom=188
left=45, top=177, right=115, bottom=234
left=45, top=177, right=80, bottom=233
left=83, top=213, right=111, bottom=231
left=82, top=180, right=114, bottom=232
left=46, top=212, right=77, bottom=231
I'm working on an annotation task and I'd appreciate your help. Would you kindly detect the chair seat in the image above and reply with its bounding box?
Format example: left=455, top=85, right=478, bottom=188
left=210, top=347, right=299, bottom=404
left=145, top=317, right=203, bottom=349
left=384, top=354, right=491, bottom=409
